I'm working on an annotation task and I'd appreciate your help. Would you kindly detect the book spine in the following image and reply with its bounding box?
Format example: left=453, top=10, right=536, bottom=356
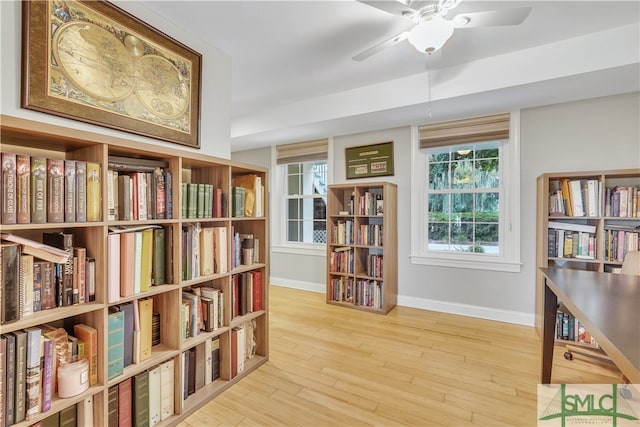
left=47, top=159, right=65, bottom=223
left=75, top=161, right=87, bottom=222
left=4, top=333, right=15, bottom=425
left=108, top=385, right=119, bottom=427
left=64, top=160, right=76, bottom=222
left=1, top=244, right=21, bottom=324
left=41, top=336, right=54, bottom=412
left=86, top=162, right=101, bottom=222
left=107, top=311, right=125, bottom=380
left=25, top=328, right=41, bottom=420
left=165, top=171, right=173, bottom=219
left=13, top=330, right=26, bottom=423
left=30, top=157, right=47, bottom=224
left=2, top=153, right=17, bottom=225
left=117, top=377, right=132, bottom=427
left=16, top=154, right=30, bottom=224
left=133, top=370, right=150, bottom=427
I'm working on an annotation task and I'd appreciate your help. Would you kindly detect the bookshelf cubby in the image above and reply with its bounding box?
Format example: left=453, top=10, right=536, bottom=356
left=535, top=169, right=639, bottom=347
left=0, top=114, right=269, bottom=426
left=326, top=182, right=397, bottom=314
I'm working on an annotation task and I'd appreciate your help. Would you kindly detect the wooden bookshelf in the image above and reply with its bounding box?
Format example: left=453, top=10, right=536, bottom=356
left=0, top=115, right=269, bottom=426
left=326, top=182, right=397, bottom=314
left=535, top=169, right=640, bottom=341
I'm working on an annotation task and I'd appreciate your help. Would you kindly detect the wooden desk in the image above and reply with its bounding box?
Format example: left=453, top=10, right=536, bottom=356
left=540, top=267, right=640, bottom=384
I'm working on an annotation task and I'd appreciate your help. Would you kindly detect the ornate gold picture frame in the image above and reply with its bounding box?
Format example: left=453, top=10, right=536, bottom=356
left=22, top=0, right=202, bottom=148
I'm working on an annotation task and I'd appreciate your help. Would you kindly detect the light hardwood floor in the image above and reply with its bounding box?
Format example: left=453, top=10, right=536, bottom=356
left=177, top=285, right=621, bottom=426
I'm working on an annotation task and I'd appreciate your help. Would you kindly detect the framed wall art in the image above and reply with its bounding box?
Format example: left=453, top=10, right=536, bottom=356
left=345, top=141, right=394, bottom=179
left=22, top=0, right=202, bottom=148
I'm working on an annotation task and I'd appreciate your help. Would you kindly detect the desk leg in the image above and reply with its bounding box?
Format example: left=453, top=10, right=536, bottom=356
left=542, top=279, right=558, bottom=384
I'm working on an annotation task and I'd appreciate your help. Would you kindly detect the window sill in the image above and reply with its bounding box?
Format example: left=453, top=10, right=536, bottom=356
left=272, top=244, right=326, bottom=257
left=410, top=254, right=521, bottom=273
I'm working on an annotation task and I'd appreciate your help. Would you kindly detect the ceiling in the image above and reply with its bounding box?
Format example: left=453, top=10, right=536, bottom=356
left=138, top=1, right=640, bottom=151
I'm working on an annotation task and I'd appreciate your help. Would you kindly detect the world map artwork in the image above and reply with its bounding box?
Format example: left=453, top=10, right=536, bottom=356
left=48, top=1, right=192, bottom=134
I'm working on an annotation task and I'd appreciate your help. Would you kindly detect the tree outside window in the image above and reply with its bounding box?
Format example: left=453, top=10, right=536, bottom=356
left=285, top=161, right=327, bottom=244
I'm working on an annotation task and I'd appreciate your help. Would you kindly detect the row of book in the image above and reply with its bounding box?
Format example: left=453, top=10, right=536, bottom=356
left=328, top=277, right=354, bottom=303
left=182, top=224, right=228, bottom=281
left=181, top=182, right=225, bottom=219
left=108, top=168, right=173, bottom=221
left=556, top=311, right=597, bottom=345
left=329, top=247, right=354, bottom=274
left=232, top=271, right=264, bottom=319
left=358, top=191, right=384, bottom=216
left=366, top=254, right=384, bottom=278
left=232, top=174, right=264, bottom=218
left=1, top=233, right=96, bottom=325
left=182, top=337, right=221, bottom=402
left=354, top=280, right=384, bottom=309
left=1, top=152, right=101, bottom=225
left=605, top=186, right=639, bottom=218
left=107, top=225, right=172, bottom=304
left=0, top=323, right=98, bottom=426
left=182, top=287, right=224, bottom=340
left=331, top=219, right=353, bottom=245
left=357, top=223, right=383, bottom=247
left=547, top=221, right=597, bottom=259
left=108, top=358, right=175, bottom=427
left=549, top=178, right=601, bottom=217
left=107, top=298, right=160, bottom=381
left=604, top=227, right=640, bottom=263
left=29, top=398, right=92, bottom=427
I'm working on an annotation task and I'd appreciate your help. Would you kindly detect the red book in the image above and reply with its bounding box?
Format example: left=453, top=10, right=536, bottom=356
left=213, top=188, right=222, bottom=218
left=232, top=274, right=240, bottom=318
left=118, top=377, right=133, bottom=427
left=119, top=232, right=135, bottom=298
left=252, top=270, right=263, bottom=312
left=231, top=328, right=238, bottom=379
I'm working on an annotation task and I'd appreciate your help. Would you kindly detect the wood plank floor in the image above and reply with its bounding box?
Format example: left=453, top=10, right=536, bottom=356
left=177, top=285, right=622, bottom=426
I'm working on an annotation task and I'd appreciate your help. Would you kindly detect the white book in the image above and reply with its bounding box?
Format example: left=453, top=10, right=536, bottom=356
left=236, top=326, right=246, bottom=374
left=77, top=395, right=94, bottom=427
left=255, top=176, right=263, bottom=217
left=160, top=359, right=175, bottom=420
left=148, top=365, right=161, bottom=426
left=133, top=231, right=143, bottom=294
left=107, top=233, right=121, bottom=303
left=568, top=180, right=585, bottom=217
left=587, top=179, right=598, bottom=217
left=204, top=338, right=212, bottom=385
left=548, top=221, right=596, bottom=234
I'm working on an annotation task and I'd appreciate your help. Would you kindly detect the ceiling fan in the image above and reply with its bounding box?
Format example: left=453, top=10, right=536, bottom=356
left=353, top=0, right=531, bottom=61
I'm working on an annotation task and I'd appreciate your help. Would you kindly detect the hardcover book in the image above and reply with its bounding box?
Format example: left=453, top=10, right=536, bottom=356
left=138, top=298, right=153, bottom=362
left=24, top=327, right=41, bottom=420
left=0, top=335, right=6, bottom=426
left=77, top=395, right=94, bottom=427
left=12, top=329, right=27, bottom=423
left=107, top=233, right=121, bottom=303
left=86, top=162, right=101, bottom=222
left=73, top=323, right=98, bottom=386
left=47, top=159, right=65, bottom=223
left=30, top=156, right=47, bottom=224
left=21, top=254, right=34, bottom=317
left=58, top=404, right=76, bottom=427
left=75, top=161, right=87, bottom=222
left=148, top=365, right=161, bottom=426
left=159, top=359, right=174, bottom=420
left=43, top=232, right=74, bottom=307
left=2, top=152, right=17, bottom=225
left=152, top=228, right=166, bottom=286
left=16, top=154, right=30, bottom=224
left=1, top=243, right=20, bottom=324
left=164, top=171, right=173, bottom=219
left=64, top=160, right=76, bottom=222
left=133, top=370, right=150, bottom=427
left=117, top=377, right=132, bottom=427
left=108, top=385, right=119, bottom=427
left=41, top=335, right=54, bottom=413
left=107, top=310, right=125, bottom=380
left=3, top=333, right=15, bottom=425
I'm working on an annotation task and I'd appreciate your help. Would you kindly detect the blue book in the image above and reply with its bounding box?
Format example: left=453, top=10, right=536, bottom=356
left=118, top=303, right=135, bottom=367
left=107, top=310, right=125, bottom=379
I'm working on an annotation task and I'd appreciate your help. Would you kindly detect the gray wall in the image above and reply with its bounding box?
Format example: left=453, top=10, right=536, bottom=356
left=246, top=92, right=639, bottom=324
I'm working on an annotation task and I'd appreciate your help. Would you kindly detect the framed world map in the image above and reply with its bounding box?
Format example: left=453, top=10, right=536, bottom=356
left=22, top=0, right=202, bottom=148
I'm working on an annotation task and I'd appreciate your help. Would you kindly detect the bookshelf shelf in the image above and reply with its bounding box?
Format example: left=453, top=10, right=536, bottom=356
left=0, top=114, right=269, bottom=427
left=326, top=182, right=397, bottom=314
left=536, top=168, right=639, bottom=347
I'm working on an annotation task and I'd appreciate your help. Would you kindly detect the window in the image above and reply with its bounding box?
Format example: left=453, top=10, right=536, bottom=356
left=285, top=161, right=327, bottom=244
left=411, top=113, right=521, bottom=272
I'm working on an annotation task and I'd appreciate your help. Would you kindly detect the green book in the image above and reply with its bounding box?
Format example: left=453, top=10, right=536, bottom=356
left=58, top=405, right=76, bottom=427
left=187, top=183, right=198, bottom=218
left=181, top=182, right=188, bottom=218
left=107, top=309, right=125, bottom=380
left=196, top=183, right=206, bottom=218
left=152, top=228, right=166, bottom=286
left=107, top=384, right=119, bottom=427
left=133, top=370, right=150, bottom=427
left=232, top=186, right=245, bottom=218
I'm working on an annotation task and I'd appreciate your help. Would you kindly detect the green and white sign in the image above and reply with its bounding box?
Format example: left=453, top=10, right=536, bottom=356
left=345, top=141, right=394, bottom=179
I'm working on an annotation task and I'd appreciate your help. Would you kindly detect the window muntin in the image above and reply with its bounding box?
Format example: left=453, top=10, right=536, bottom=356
left=426, top=141, right=501, bottom=255
left=285, top=161, right=327, bottom=244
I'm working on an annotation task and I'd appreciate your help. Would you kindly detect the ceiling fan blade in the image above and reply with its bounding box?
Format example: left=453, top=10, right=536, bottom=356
left=353, top=31, right=410, bottom=61
left=358, top=0, right=420, bottom=17
left=452, top=7, right=531, bottom=28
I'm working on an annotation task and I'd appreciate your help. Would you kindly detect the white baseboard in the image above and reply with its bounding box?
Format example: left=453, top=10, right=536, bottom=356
left=269, top=278, right=534, bottom=326
left=270, top=277, right=325, bottom=293
left=397, top=295, right=535, bottom=326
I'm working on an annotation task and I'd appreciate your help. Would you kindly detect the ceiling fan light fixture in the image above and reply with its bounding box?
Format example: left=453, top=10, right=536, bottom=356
left=408, top=15, right=455, bottom=54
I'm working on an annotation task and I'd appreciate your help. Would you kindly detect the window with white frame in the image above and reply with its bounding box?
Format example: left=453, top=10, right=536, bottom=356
left=411, top=113, right=521, bottom=272
left=276, top=139, right=329, bottom=247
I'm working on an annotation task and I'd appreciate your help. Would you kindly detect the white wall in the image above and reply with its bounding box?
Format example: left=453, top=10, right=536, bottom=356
left=252, top=92, right=639, bottom=325
left=1, top=0, right=232, bottom=159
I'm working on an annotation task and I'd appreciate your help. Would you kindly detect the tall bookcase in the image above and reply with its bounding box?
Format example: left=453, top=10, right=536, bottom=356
left=326, top=182, right=397, bottom=314
left=535, top=169, right=640, bottom=340
left=0, top=115, right=269, bottom=426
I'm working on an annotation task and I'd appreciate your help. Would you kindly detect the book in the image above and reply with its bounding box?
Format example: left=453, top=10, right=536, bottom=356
left=12, top=329, right=27, bottom=423
left=73, top=247, right=86, bottom=304
left=40, top=262, right=56, bottom=310
left=211, top=336, right=220, bottom=381
left=20, top=254, right=34, bottom=318
left=73, top=323, right=98, bottom=386
left=196, top=183, right=205, bottom=218
left=118, top=377, right=133, bottom=427
left=30, top=156, right=47, bottom=223
left=107, top=169, right=117, bottom=221
left=164, top=225, right=174, bottom=284
left=86, top=162, right=101, bottom=222
left=231, top=186, right=245, bottom=217
left=187, top=348, right=196, bottom=396
left=200, top=226, right=215, bottom=276
left=165, top=171, right=173, bottom=219
left=116, top=231, right=133, bottom=298
left=213, top=226, right=228, bottom=274
left=204, top=337, right=212, bottom=385
left=138, top=298, right=153, bottom=362
left=58, top=404, right=76, bottom=427
left=107, top=309, right=125, bottom=380
left=16, top=154, right=30, bottom=224
left=3, top=333, right=15, bottom=425
left=140, top=228, right=153, bottom=292
left=47, top=158, right=64, bottom=223
left=106, top=233, right=121, bottom=304
left=231, top=328, right=238, bottom=379
left=213, top=187, right=223, bottom=218
left=77, top=395, right=94, bottom=427
left=86, top=257, right=96, bottom=302
left=133, top=370, right=150, bottom=427
left=2, top=152, right=17, bottom=225
left=0, top=335, right=5, bottom=427
left=108, top=385, right=119, bottom=427
left=194, top=342, right=206, bottom=391
left=24, top=327, right=41, bottom=420
left=252, top=270, right=263, bottom=311
left=64, top=160, right=76, bottom=222
left=117, top=303, right=135, bottom=368
left=1, top=243, right=21, bottom=324
left=118, top=174, right=132, bottom=221
left=43, top=232, right=74, bottom=307
left=148, top=365, right=161, bottom=426
left=187, top=183, right=197, bottom=218
left=75, top=161, right=87, bottom=222
left=548, top=221, right=596, bottom=233
left=159, top=359, right=174, bottom=420
left=0, top=233, right=69, bottom=264
left=41, top=335, right=54, bottom=413
left=232, top=174, right=262, bottom=217
left=152, top=227, right=166, bottom=286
